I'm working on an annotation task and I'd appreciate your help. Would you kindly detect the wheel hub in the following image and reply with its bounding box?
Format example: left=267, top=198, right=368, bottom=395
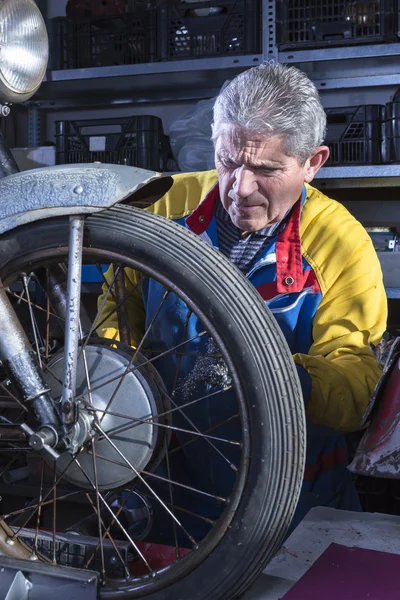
left=44, top=343, right=168, bottom=490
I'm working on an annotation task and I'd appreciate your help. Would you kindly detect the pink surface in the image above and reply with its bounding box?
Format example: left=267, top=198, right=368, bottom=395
left=282, top=542, right=400, bottom=599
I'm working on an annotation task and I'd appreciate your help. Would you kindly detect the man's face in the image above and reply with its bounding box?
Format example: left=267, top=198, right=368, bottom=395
left=214, top=126, right=315, bottom=232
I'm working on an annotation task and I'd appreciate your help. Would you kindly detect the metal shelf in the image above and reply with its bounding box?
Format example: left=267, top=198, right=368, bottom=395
left=278, top=42, right=400, bottom=90
left=386, top=288, right=400, bottom=299
left=315, top=165, right=400, bottom=188
left=33, top=55, right=263, bottom=108
left=279, top=43, right=400, bottom=64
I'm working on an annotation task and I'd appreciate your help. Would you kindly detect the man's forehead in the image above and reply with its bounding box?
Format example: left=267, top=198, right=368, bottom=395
left=215, top=130, right=289, bottom=166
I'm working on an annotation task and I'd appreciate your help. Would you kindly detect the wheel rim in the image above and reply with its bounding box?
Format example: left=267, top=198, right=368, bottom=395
left=0, top=243, right=251, bottom=596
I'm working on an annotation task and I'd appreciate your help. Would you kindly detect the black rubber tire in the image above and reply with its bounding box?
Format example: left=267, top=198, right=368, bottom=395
left=0, top=205, right=306, bottom=600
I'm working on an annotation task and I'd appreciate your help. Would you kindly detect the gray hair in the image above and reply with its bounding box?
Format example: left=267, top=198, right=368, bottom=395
left=212, top=63, right=327, bottom=164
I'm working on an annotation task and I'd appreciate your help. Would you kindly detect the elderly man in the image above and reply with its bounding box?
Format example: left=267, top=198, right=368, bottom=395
left=100, top=63, right=386, bottom=535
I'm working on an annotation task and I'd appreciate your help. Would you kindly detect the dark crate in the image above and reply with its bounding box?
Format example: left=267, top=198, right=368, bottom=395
left=277, top=0, right=397, bottom=51
left=158, top=0, right=261, bottom=60
left=385, top=101, right=400, bottom=162
left=49, top=11, right=157, bottom=70
left=325, top=105, right=385, bottom=165
left=354, top=475, right=391, bottom=514
left=55, top=116, right=170, bottom=172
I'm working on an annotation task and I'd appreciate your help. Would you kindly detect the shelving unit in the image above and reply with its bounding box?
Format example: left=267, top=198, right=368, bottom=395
left=28, top=0, right=400, bottom=194
left=315, top=165, right=400, bottom=188
left=280, top=43, right=400, bottom=91
left=33, top=55, right=263, bottom=108
left=33, top=43, right=400, bottom=106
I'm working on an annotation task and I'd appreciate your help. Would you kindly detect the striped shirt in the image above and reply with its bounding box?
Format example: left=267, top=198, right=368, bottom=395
left=215, top=200, right=288, bottom=273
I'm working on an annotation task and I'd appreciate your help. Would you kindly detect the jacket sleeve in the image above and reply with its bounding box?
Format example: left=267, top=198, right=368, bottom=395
left=96, top=265, right=145, bottom=347
left=293, top=233, right=387, bottom=432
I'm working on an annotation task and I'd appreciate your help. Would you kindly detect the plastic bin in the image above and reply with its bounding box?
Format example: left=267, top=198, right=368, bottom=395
left=324, top=105, right=385, bottom=165
left=354, top=474, right=391, bottom=514
left=385, top=101, right=400, bottom=162
left=158, top=0, right=261, bottom=60
left=55, top=116, right=170, bottom=172
left=49, top=11, right=157, bottom=70
left=277, top=0, right=397, bottom=51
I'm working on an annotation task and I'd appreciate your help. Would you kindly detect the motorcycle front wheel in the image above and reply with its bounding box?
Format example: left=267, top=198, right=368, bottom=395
left=0, top=205, right=305, bottom=599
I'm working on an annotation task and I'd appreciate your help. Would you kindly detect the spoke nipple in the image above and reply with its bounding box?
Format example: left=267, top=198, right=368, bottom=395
left=5, top=537, right=14, bottom=545
left=29, top=553, right=38, bottom=561
left=192, top=543, right=199, bottom=551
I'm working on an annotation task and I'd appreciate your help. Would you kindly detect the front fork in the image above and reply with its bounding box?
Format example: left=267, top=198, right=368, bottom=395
left=0, top=216, right=85, bottom=456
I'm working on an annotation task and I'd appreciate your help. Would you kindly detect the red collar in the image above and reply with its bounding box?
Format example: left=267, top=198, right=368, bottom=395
left=185, top=183, right=219, bottom=234
left=186, top=182, right=303, bottom=292
left=276, top=198, right=303, bottom=293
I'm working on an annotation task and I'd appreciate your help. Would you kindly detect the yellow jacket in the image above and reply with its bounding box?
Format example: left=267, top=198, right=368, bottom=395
left=99, top=169, right=387, bottom=432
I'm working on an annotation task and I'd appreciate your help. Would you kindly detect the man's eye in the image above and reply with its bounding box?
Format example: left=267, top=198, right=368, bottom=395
left=258, top=168, right=276, bottom=175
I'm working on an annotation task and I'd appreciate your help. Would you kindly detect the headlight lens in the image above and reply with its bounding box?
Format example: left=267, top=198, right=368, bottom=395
left=0, top=0, right=48, bottom=96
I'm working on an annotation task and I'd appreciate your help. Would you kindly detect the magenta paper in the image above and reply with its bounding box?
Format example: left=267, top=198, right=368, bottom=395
left=282, top=542, right=400, bottom=599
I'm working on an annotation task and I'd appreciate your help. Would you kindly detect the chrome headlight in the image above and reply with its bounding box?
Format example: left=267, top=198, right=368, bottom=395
left=0, top=0, right=48, bottom=103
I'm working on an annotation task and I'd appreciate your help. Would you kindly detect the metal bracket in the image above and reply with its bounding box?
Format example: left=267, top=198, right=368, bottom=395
left=262, top=0, right=278, bottom=62
left=0, top=555, right=98, bottom=600
left=4, top=571, right=32, bottom=600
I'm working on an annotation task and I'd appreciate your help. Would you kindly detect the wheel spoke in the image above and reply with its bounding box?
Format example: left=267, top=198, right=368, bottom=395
left=87, top=438, right=227, bottom=502
left=164, top=435, right=180, bottom=559
left=164, top=395, right=238, bottom=472
left=45, top=273, right=51, bottom=361
left=169, top=414, right=240, bottom=456
left=111, top=265, right=131, bottom=346
left=2, top=490, right=84, bottom=522
left=7, top=290, right=65, bottom=326
left=85, top=492, right=130, bottom=579
left=140, top=491, right=215, bottom=526
left=99, top=288, right=170, bottom=423
left=171, top=308, right=192, bottom=394
left=91, top=268, right=146, bottom=348
left=0, top=382, right=28, bottom=413
left=74, top=329, right=208, bottom=404
left=84, top=488, right=138, bottom=570
left=41, top=361, right=63, bottom=386
left=6, top=451, right=84, bottom=533
left=140, top=469, right=227, bottom=503
left=72, top=456, right=153, bottom=575
left=80, top=264, right=122, bottom=352
left=94, top=423, right=197, bottom=546
left=89, top=386, right=233, bottom=440
left=22, top=274, right=43, bottom=367
left=91, top=439, right=106, bottom=583
left=33, top=460, right=45, bottom=558
left=52, top=460, right=57, bottom=564
left=95, top=406, right=241, bottom=448
left=0, top=452, right=22, bottom=480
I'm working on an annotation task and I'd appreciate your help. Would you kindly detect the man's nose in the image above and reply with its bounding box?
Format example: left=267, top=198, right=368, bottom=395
left=233, top=166, right=258, bottom=197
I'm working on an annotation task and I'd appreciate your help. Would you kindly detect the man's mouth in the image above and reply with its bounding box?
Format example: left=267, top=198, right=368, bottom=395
left=234, top=203, right=261, bottom=210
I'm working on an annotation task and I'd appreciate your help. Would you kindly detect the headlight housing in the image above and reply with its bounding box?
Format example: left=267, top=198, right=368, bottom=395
left=0, top=0, right=48, bottom=104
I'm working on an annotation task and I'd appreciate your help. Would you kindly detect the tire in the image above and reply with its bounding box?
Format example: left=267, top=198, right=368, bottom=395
left=0, top=205, right=306, bottom=600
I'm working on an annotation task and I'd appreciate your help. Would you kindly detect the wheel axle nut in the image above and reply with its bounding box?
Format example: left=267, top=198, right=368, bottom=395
left=62, top=402, right=71, bottom=414
left=28, top=427, right=57, bottom=451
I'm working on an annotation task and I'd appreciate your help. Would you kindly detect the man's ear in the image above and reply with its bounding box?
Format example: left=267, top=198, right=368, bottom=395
left=304, top=146, right=330, bottom=183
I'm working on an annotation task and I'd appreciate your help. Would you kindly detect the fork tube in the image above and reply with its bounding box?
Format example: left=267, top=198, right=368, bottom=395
left=62, top=216, right=84, bottom=425
left=0, top=283, right=62, bottom=435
